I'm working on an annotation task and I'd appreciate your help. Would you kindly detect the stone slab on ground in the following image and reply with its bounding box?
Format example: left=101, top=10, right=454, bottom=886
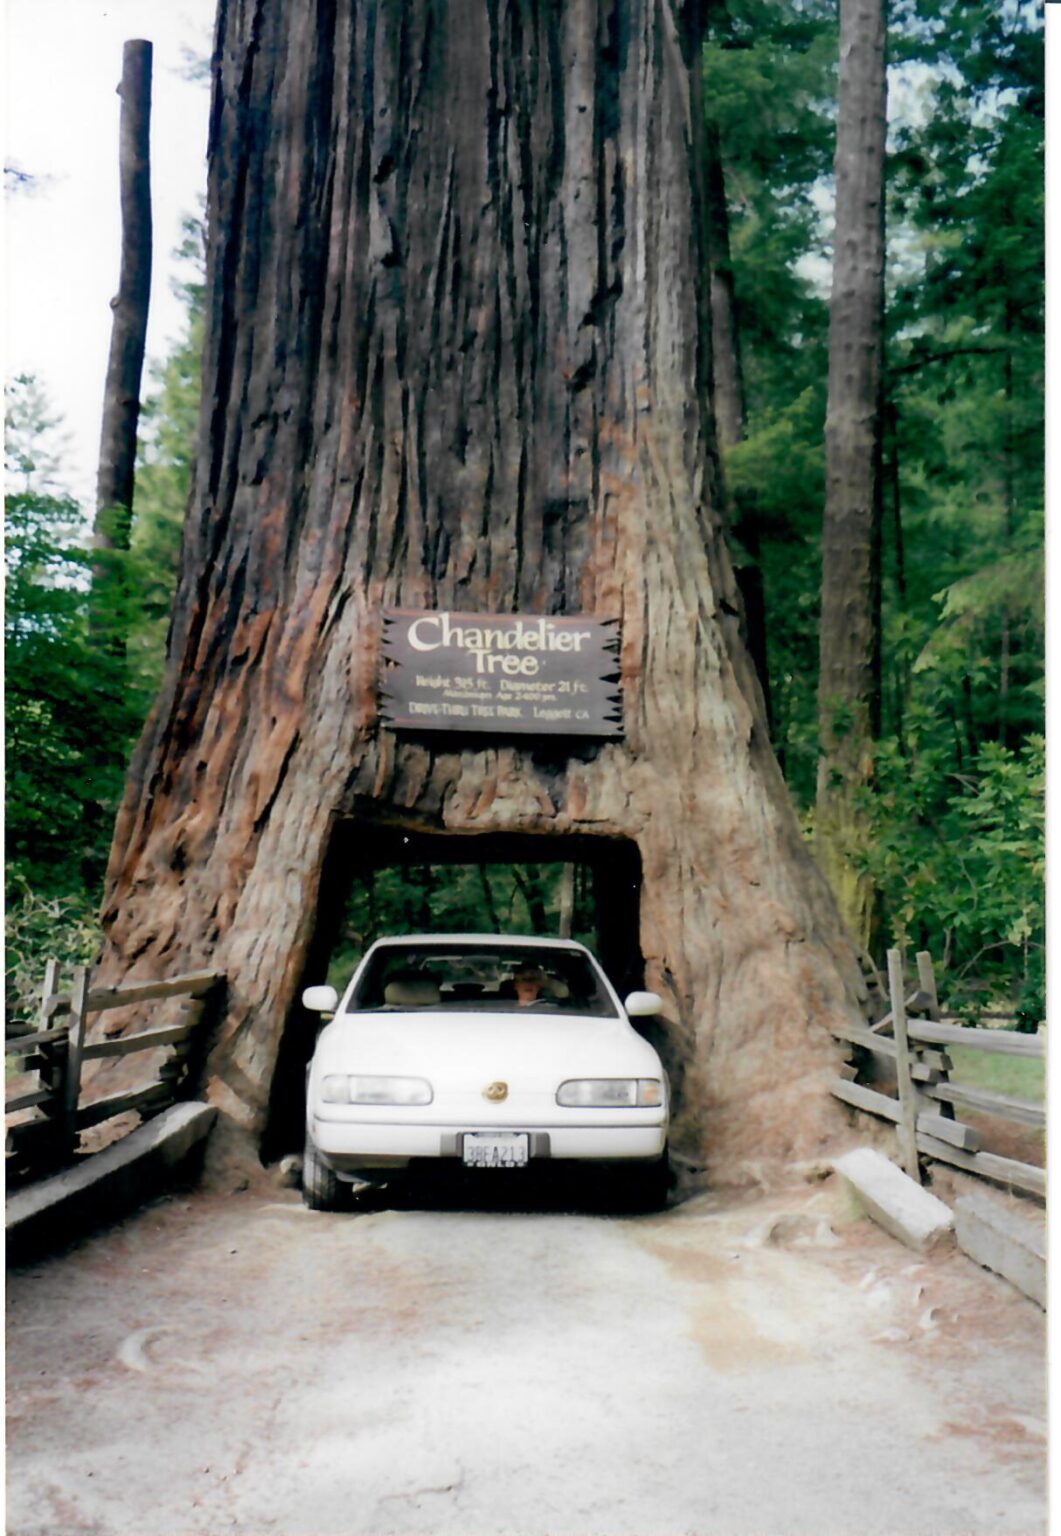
left=833, top=1145, right=954, bottom=1254
left=954, top=1189, right=1045, bottom=1309
left=6, top=1102, right=216, bottom=1265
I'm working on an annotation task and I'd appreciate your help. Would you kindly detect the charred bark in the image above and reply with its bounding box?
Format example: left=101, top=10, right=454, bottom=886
left=816, top=0, right=886, bottom=950
left=98, top=0, right=864, bottom=1179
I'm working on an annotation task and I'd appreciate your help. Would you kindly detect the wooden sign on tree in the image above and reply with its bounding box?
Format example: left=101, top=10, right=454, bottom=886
left=379, top=610, right=623, bottom=737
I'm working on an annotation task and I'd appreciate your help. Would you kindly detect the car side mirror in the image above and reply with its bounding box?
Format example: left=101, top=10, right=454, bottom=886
left=302, top=984, right=339, bottom=1013
left=624, top=990, right=662, bottom=1018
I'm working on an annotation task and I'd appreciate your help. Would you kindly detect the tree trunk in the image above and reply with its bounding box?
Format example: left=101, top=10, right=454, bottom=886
left=815, top=0, right=886, bottom=951
left=93, top=39, right=153, bottom=572
left=97, top=0, right=864, bottom=1180
left=703, top=115, right=772, bottom=729
left=703, top=119, right=745, bottom=455
left=558, top=863, right=576, bottom=938
left=477, top=866, right=500, bottom=931
left=82, top=40, right=153, bottom=882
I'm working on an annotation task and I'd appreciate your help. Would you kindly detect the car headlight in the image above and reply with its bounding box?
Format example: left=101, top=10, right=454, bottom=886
left=320, top=1074, right=433, bottom=1105
left=556, top=1078, right=665, bottom=1108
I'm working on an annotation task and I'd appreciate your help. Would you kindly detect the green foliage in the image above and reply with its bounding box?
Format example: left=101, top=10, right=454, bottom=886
left=4, top=876, right=101, bottom=1030
left=851, top=733, right=1043, bottom=1021
left=704, top=1, right=835, bottom=402
left=872, top=8, right=1044, bottom=1013
left=127, top=214, right=204, bottom=693
left=4, top=378, right=149, bottom=896
left=709, top=0, right=1043, bottom=1007
left=5, top=221, right=202, bottom=930
left=704, top=4, right=836, bottom=798
left=327, top=864, right=594, bottom=990
left=884, top=0, right=1044, bottom=754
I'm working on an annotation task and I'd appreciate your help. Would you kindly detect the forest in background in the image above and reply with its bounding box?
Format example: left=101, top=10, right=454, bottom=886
left=5, top=0, right=1044, bottom=1025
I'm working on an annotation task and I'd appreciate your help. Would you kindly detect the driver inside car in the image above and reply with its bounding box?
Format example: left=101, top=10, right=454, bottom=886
left=513, top=964, right=546, bottom=1006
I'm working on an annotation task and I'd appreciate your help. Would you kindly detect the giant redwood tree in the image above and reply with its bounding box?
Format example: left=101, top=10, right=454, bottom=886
left=97, top=0, right=866, bottom=1178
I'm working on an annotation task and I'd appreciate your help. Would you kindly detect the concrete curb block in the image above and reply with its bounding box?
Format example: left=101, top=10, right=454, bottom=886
left=954, top=1190, right=1046, bottom=1309
left=6, top=1102, right=217, bottom=1265
left=833, top=1146, right=954, bottom=1254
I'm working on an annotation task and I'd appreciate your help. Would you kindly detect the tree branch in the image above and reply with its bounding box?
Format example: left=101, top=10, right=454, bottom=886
left=889, top=344, right=1006, bottom=377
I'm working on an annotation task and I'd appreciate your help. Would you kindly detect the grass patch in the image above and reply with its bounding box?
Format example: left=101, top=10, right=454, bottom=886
left=946, top=1044, right=1045, bottom=1101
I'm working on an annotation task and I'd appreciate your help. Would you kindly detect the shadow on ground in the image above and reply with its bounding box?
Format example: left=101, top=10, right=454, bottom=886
left=336, top=1163, right=678, bottom=1218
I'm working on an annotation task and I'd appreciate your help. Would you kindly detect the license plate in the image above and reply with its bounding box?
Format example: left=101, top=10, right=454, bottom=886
left=462, top=1132, right=529, bottom=1169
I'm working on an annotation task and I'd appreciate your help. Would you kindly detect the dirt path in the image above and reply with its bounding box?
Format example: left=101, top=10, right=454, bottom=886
left=5, top=1171, right=1045, bottom=1536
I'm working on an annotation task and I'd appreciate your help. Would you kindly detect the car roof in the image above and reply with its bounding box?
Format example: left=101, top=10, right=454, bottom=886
left=365, top=934, right=592, bottom=952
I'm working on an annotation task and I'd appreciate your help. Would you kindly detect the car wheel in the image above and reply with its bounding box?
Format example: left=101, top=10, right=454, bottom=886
left=302, top=1132, right=345, bottom=1211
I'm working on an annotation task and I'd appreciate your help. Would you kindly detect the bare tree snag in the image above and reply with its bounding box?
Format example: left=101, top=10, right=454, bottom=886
left=816, top=0, right=886, bottom=950
left=93, top=39, right=153, bottom=569
left=97, top=0, right=866, bottom=1181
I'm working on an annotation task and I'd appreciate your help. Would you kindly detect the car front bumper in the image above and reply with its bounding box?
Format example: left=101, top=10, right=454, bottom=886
left=310, top=1115, right=667, bottom=1174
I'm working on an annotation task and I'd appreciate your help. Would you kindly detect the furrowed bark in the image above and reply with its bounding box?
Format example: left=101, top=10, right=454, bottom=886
left=97, top=0, right=864, bottom=1181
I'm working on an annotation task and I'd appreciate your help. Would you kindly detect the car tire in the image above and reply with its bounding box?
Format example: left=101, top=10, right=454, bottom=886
left=302, top=1132, right=345, bottom=1211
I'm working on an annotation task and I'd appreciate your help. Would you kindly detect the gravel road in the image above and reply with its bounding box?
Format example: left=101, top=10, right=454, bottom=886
left=5, top=1169, right=1046, bottom=1536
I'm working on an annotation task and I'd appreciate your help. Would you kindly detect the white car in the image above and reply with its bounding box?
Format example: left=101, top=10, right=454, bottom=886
left=301, top=934, right=670, bottom=1210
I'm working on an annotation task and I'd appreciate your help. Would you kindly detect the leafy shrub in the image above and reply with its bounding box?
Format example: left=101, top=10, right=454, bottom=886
left=5, top=874, right=101, bottom=1030
left=855, top=732, right=1044, bottom=1022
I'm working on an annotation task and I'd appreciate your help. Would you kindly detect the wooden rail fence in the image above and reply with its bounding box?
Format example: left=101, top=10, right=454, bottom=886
left=5, top=964, right=223, bottom=1180
left=830, top=949, right=1044, bottom=1201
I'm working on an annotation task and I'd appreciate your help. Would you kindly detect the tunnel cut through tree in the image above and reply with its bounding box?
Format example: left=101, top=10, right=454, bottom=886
left=261, top=826, right=649, bottom=1158
left=97, top=0, right=866, bottom=1178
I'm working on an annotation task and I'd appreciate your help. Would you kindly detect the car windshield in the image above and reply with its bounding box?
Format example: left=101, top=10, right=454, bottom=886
left=347, top=943, right=619, bottom=1018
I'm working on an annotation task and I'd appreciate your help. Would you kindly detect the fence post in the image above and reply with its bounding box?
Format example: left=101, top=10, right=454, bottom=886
left=914, top=948, right=956, bottom=1120
left=886, top=948, right=921, bottom=1183
left=37, top=957, right=61, bottom=1029
left=915, top=951, right=941, bottom=1020
left=36, top=956, right=61, bottom=1079
left=32, top=958, right=65, bottom=1154
left=62, top=965, right=90, bottom=1154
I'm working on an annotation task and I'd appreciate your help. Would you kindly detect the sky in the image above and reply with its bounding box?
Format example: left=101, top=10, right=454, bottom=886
left=5, top=0, right=216, bottom=505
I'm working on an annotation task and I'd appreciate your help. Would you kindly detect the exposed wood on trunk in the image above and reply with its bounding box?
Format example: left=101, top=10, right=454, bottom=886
left=97, top=0, right=865, bottom=1178
left=93, top=39, right=153, bottom=569
left=815, top=0, right=886, bottom=949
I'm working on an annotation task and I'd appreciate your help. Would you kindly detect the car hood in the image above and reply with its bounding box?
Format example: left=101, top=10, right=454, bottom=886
left=314, top=1010, right=663, bottom=1086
